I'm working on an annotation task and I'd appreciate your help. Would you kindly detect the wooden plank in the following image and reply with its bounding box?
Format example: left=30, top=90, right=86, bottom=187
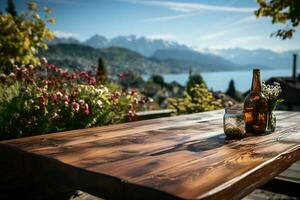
left=1, top=110, right=224, bottom=152
left=0, top=110, right=300, bottom=200
left=136, top=109, right=176, bottom=121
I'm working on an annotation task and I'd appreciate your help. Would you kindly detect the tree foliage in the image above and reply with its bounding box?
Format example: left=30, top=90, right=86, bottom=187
left=225, top=79, right=243, bottom=101
left=255, top=0, right=300, bottom=39
left=0, top=1, right=55, bottom=72
left=6, top=0, right=17, bottom=18
left=187, top=70, right=206, bottom=95
left=151, top=74, right=165, bottom=87
left=97, top=57, right=108, bottom=83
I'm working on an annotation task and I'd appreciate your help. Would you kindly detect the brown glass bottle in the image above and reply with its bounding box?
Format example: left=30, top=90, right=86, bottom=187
left=243, top=69, right=268, bottom=134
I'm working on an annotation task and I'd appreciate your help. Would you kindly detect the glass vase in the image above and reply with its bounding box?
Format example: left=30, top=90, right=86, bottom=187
left=223, top=107, right=245, bottom=138
left=266, top=110, right=276, bottom=133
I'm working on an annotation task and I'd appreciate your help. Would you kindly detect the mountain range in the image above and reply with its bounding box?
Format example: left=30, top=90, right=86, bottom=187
left=45, top=34, right=299, bottom=75
left=203, top=48, right=300, bottom=69
left=50, top=34, right=190, bottom=57
left=39, top=44, right=235, bottom=76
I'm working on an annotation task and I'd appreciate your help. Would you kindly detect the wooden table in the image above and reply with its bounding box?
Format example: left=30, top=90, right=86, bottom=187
left=1, top=110, right=300, bottom=200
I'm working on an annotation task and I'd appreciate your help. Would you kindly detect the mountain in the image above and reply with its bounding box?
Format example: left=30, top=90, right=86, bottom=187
left=39, top=44, right=237, bottom=75
left=108, top=35, right=189, bottom=57
left=47, top=37, right=81, bottom=45
left=49, top=34, right=190, bottom=57
left=204, top=48, right=300, bottom=69
left=152, top=49, right=238, bottom=71
left=84, top=34, right=109, bottom=48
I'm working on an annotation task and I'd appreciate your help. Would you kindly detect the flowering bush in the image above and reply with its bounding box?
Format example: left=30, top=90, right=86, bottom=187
left=0, top=60, right=146, bottom=140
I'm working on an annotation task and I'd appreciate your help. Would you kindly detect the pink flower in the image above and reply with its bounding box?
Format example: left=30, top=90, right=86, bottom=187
left=38, top=96, right=46, bottom=107
left=79, top=99, right=85, bottom=105
left=64, top=101, right=69, bottom=107
left=28, top=65, right=34, bottom=70
left=50, top=94, right=57, bottom=103
left=56, top=92, right=63, bottom=98
left=42, top=91, right=48, bottom=98
left=114, top=91, right=121, bottom=98
left=129, top=90, right=136, bottom=96
left=62, top=95, right=70, bottom=103
left=9, top=72, right=16, bottom=80
left=0, top=73, right=6, bottom=82
left=43, top=79, right=49, bottom=85
left=72, top=102, right=80, bottom=112
left=127, top=110, right=135, bottom=121
left=82, top=103, right=89, bottom=115
left=40, top=57, right=48, bottom=65
left=118, top=73, right=125, bottom=80
left=70, top=73, right=77, bottom=79
left=89, top=77, right=96, bottom=85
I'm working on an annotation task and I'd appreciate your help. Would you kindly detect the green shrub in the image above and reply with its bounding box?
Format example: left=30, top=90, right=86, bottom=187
left=187, top=72, right=206, bottom=95
left=168, top=83, right=222, bottom=114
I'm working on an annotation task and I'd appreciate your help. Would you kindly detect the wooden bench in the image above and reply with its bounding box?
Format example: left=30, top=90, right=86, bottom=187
left=0, top=110, right=300, bottom=199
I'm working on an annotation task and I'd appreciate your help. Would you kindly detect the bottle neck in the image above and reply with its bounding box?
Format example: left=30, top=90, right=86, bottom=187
left=251, top=70, right=261, bottom=94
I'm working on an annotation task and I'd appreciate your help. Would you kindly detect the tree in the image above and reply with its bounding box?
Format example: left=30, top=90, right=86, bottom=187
left=226, top=80, right=236, bottom=98
left=187, top=68, right=206, bottom=95
left=0, top=1, right=54, bottom=72
left=97, top=57, right=108, bottom=83
left=255, top=0, right=300, bottom=39
left=225, top=79, right=243, bottom=101
left=6, top=0, right=17, bottom=18
left=151, top=74, right=165, bottom=86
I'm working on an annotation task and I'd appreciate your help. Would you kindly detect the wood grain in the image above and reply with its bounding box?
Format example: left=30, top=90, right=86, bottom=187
left=0, top=110, right=300, bottom=200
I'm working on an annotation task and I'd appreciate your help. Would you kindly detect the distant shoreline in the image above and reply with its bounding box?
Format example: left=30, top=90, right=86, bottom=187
left=142, top=69, right=292, bottom=92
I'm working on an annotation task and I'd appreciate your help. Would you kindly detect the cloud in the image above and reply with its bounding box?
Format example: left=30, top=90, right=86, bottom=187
left=197, top=16, right=258, bottom=42
left=232, top=15, right=257, bottom=26
left=141, top=13, right=197, bottom=22
left=230, top=35, right=265, bottom=43
left=122, top=0, right=256, bottom=13
left=53, top=30, right=79, bottom=38
left=36, top=0, right=83, bottom=5
left=198, top=29, right=234, bottom=42
left=146, top=34, right=177, bottom=40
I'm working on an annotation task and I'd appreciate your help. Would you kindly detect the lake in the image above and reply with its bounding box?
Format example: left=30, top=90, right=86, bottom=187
left=143, top=69, right=292, bottom=92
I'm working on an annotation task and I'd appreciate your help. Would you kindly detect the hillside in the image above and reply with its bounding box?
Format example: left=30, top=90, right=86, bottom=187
left=39, top=44, right=237, bottom=75
left=152, top=49, right=238, bottom=71
left=40, top=44, right=166, bottom=75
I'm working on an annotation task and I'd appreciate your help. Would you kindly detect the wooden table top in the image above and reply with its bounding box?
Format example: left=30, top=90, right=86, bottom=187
left=1, top=110, right=300, bottom=200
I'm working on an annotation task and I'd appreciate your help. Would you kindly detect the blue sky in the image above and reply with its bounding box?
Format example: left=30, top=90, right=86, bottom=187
left=2, top=0, right=300, bottom=52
